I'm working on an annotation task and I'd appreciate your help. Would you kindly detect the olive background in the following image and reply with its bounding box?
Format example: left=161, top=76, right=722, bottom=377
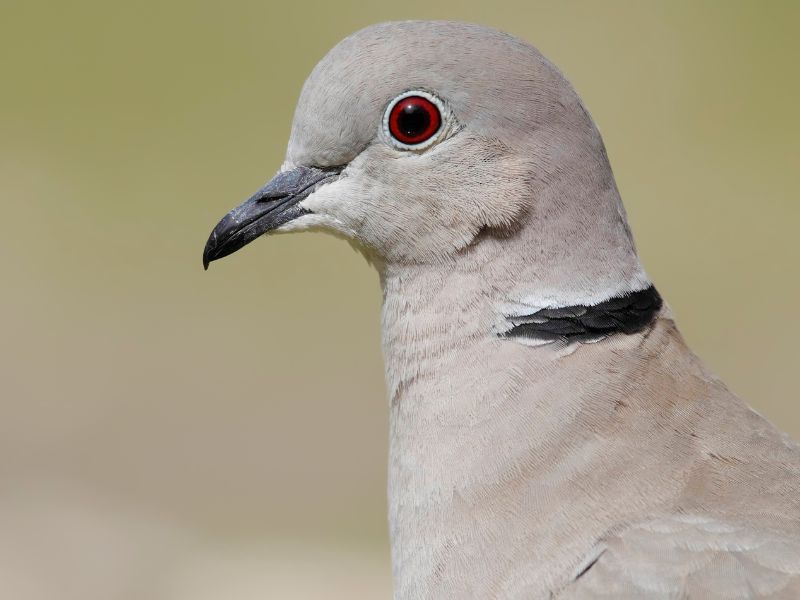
left=1, top=1, right=798, bottom=598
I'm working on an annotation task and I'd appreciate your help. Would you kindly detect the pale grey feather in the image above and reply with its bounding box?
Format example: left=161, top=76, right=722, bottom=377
left=560, top=516, right=800, bottom=599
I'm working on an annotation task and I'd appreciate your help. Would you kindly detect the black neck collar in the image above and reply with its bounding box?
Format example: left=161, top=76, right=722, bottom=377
left=501, top=285, right=663, bottom=344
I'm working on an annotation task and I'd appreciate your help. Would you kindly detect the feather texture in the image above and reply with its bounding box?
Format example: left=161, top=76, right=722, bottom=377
left=503, top=285, right=663, bottom=343
left=561, top=516, right=800, bottom=599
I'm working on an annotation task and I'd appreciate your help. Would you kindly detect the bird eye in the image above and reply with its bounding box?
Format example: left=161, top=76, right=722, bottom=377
left=384, top=91, right=444, bottom=150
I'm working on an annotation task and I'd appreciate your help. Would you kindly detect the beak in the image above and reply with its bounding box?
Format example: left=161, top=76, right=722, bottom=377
left=202, top=165, right=343, bottom=269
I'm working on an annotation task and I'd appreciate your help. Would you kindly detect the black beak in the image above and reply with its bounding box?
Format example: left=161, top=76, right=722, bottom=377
left=202, top=165, right=343, bottom=269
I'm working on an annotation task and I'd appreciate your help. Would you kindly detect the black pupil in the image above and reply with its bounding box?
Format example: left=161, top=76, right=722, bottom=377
left=398, top=103, right=430, bottom=137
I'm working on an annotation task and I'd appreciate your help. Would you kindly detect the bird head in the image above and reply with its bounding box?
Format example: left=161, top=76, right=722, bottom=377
left=203, top=20, right=643, bottom=301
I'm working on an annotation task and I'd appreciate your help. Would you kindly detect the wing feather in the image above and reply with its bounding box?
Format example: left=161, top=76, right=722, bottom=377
left=560, top=515, right=800, bottom=599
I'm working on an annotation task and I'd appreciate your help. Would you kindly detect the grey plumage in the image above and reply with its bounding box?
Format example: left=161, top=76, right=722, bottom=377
left=204, top=21, right=800, bottom=599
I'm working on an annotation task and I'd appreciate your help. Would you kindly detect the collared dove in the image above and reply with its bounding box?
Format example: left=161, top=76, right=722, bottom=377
left=203, top=21, right=800, bottom=599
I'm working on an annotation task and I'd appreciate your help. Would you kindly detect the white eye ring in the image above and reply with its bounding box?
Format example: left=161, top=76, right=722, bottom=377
left=382, top=90, right=449, bottom=151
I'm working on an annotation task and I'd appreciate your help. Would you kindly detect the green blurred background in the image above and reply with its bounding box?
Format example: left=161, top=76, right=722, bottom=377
left=1, top=1, right=798, bottom=598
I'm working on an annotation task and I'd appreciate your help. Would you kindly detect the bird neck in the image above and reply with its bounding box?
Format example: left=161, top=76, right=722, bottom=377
left=378, top=212, right=651, bottom=407
left=378, top=250, right=696, bottom=596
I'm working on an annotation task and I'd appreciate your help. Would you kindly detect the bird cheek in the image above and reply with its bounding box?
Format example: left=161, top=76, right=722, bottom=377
left=297, top=179, right=367, bottom=238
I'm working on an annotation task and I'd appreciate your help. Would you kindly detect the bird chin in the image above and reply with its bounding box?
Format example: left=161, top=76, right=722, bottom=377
left=274, top=212, right=358, bottom=238
left=277, top=211, right=380, bottom=267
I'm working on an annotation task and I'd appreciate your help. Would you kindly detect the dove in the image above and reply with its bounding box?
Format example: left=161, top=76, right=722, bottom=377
left=203, top=21, right=800, bottom=599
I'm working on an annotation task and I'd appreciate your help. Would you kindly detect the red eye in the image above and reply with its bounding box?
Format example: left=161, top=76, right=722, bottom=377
left=388, top=94, right=442, bottom=146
